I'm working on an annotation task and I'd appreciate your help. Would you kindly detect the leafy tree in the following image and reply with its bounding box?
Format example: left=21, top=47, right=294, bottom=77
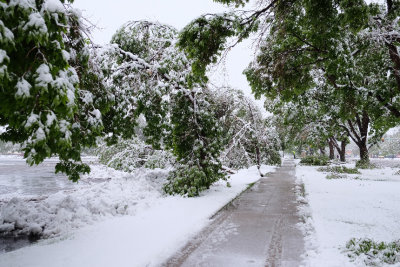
left=211, top=87, right=281, bottom=172
left=179, top=0, right=400, bottom=165
left=0, top=0, right=113, bottom=181
left=94, top=21, right=226, bottom=196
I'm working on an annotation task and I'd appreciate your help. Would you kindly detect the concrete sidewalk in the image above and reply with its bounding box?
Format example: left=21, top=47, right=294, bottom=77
left=163, top=160, right=304, bottom=267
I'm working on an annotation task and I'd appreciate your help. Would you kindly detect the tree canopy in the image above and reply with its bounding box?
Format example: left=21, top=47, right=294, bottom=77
left=179, top=0, right=400, bottom=163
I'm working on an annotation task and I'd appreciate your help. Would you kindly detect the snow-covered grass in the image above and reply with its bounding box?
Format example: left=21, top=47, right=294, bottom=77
left=0, top=164, right=275, bottom=267
left=296, top=161, right=400, bottom=267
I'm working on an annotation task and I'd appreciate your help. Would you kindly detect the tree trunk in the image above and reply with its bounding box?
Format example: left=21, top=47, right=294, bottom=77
left=359, top=141, right=369, bottom=163
left=328, top=139, right=335, bottom=160
left=339, top=141, right=346, bottom=162
left=344, top=111, right=370, bottom=163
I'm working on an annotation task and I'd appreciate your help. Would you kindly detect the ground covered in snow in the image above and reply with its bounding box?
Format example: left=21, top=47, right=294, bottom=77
left=296, top=159, right=400, bottom=267
left=0, top=160, right=275, bottom=267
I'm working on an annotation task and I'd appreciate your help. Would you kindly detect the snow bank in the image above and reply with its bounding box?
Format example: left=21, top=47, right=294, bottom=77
left=296, top=163, right=400, bottom=267
left=0, top=166, right=168, bottom=237
left=0, top=165, right=275, bottom=267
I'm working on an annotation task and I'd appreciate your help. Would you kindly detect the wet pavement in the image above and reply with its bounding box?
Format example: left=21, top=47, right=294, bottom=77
left=164, top=160, right=304, bottom=267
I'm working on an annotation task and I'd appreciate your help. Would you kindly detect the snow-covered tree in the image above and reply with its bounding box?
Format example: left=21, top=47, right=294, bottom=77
left=211, top=87, right=281, bottom=172
left=0, top=0, right=113, bottom=181
left=93, top=21, right=226, bottom=196
left=179, top=0, right=400, bottom=166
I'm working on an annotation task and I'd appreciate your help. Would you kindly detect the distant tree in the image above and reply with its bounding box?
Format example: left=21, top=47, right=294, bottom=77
left=211, top=87, right=281, bottom=173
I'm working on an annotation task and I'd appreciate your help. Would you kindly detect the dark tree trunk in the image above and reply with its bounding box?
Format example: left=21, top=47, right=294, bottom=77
left=328, top=139, right=335, bottom=160
left=330, top=137, right=348, bottom=162
left=359, top=141, right=369, bottom=163
left=339, top=141, right=346, bottom=162
left=343, top=111, right=370, bottom=163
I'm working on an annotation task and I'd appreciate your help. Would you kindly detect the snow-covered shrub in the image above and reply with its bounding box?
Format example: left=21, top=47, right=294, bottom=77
left=0, top=141, right=20, bottom=154
left=300, top=155, right=329, bottom=166
left=163, top=164, right=225, bottom=197
left=97, top=138, right=175, bottom=172
left=356, top=160, right=377, bottom=169
left=318, top=166, right=360, bottom=174
left=326, top=173, right=347, bottom=179
left=346, top=238, right=400, bottom=266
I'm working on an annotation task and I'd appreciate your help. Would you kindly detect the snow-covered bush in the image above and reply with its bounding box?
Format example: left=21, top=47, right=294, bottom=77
left=97, top=138, right=175, bottom=172
left=346, top=238, right=400, bottom=266
left=0, top=141, right=20, bottom=154
left=300, top=155, right=329, bottom=166
left=318, top=166, right=360, bottom=174
left=163, top=164, right=224, bottom=197
left=356, top=160, right=377, bottom=169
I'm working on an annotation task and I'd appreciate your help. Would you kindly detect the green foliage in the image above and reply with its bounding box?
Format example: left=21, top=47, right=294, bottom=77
left=178, top=0, right=400, bottom=162
left=346, top=238, right=400, bottom=265
left=318, top=166, right=360, bottom=174
left=300, top=155, right=330, bottom=166
left=101, top=21, right=227, bottom=196
left=163, top=165, right=225, bottom=197
left=326, top=173, right=347, bottom=179
left=356, top=159, right=376, bottom=169
left=0, top=0, right=112, bottom=181
left=178, top=13, right=257, bottom=85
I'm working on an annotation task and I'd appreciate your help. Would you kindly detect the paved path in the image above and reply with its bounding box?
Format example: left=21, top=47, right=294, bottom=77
left=163, top=160, right=304, bottom=267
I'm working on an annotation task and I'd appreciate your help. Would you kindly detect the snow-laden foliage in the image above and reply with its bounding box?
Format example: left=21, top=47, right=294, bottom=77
left=211, top=87, right=281, bottom=169
left=244, top=0, right=400, bottom=163
left=97, top=137, right=175, bottom=172
left=0, top=0, right=113, bottom=181
left=0, top=141, right=20, bottom=154
left=346, top=238, right=400, bottom=266
left=178, top=0, right=400, bottom=164
left=92, top=21, right=226, bottom=196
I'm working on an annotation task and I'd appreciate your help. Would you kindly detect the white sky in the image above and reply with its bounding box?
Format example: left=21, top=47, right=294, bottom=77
left=74, top=0, right=259, bottom=100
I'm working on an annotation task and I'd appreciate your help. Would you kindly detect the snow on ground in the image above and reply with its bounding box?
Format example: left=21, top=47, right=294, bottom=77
left=0, top=164, right=275, bottom=267
left=0, top=165, right=167, bottom=237
left=296, top=161, right=400, bottom=267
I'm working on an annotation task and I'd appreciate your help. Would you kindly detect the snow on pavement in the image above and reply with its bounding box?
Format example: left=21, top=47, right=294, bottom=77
left=0, top=165, right=275, bottom=267
left=296, top=163, right=400, bottom=267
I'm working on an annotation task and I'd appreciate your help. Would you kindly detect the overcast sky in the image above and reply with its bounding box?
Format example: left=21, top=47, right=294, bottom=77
left=74, top=0, right=258, bottom=100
